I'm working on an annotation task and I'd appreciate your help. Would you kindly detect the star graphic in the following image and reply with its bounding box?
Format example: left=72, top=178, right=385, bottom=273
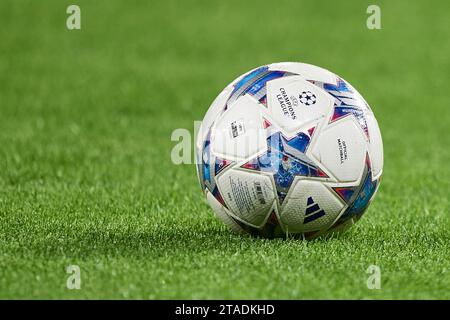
left=225, top=66, right=295, bottom=109
left=200, top=129, right=213, bottom=189
left=241, top=128, right=327, bottom=204
left=311, top=78, right=370, bottom=139
left=200, top=128, right=232, bottom=208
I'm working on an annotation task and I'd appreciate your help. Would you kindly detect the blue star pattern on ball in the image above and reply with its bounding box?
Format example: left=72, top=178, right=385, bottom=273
left=225, top=66, right=295, bottom=108
left=199, top=128, right=231, bottom=208
left=241, top=128, right=327, bottom=204
left=331, top=154, right=379, bottom=229
left=200, top=129, right=213, bottom=189
left=310, top=78, right=371, bottom=139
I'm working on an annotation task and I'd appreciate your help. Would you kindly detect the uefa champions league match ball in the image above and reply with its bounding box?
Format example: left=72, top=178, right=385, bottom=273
left=195, top=62, right=383, bottom=239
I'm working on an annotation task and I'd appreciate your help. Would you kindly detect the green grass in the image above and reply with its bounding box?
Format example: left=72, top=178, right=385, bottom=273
left=1, top=0, right=449, bottom=299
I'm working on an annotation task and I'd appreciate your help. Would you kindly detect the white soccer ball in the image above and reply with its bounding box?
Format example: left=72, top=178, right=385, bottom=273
left=196, top=62, right=383, bottom=239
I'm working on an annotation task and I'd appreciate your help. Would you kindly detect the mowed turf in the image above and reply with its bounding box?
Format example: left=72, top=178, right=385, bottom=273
left=0, top=0, right=449, bottom=299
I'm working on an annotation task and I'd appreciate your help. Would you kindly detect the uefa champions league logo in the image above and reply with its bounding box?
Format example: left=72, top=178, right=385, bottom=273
left=299, top=91, right=317, bottom=106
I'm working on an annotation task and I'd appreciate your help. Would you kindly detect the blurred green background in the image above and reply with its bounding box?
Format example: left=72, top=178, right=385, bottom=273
left=0, top=0, right=449, bottom=298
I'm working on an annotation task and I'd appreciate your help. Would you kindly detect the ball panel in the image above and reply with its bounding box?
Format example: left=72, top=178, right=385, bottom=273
left=266, top=76, right=334, bottom=134
left=206, top=190, right=246, bottom=234
left=211, top=95, right=266, bottom=161
left=280, top=180, right=344, bottom=232
left=216, top=168, right=275, bottom=228
left=311, top=117, right=367, bottom=183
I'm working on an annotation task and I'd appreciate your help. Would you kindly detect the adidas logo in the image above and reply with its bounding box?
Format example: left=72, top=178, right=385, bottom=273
left=304, top=197, right=326, bottom=224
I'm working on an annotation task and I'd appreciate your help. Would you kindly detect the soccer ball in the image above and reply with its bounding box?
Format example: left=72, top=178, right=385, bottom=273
left=195, top=62, right=383, bottom=239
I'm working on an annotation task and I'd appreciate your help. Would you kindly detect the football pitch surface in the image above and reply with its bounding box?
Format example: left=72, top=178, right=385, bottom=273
left=1, top=0, right=449, bottom=299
